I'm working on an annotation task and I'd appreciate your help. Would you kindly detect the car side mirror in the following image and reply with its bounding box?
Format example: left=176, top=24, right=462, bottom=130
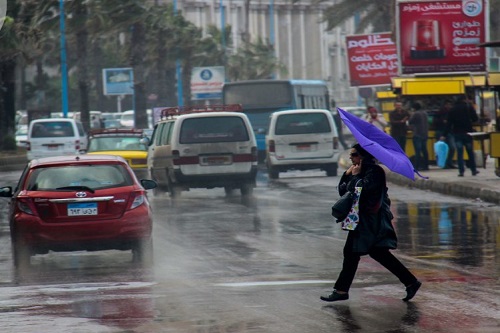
left=0, top=186, right=13, bottom=197
left=140, top=179, right=157, bottom=190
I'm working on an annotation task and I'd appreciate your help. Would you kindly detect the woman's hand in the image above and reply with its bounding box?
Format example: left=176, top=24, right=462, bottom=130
left=351, top=164, right=361, bottom=175
left=346, top=163, right=361, bottom=175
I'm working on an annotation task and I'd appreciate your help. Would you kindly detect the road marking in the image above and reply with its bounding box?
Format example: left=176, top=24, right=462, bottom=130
left=214, top=280, right=335, bottom=287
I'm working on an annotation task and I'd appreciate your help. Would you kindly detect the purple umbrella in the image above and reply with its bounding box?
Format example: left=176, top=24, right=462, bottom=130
left=338, top=107, right=422, bottom=181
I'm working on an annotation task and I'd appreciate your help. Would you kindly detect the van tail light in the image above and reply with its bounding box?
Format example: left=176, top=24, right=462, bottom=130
left=26, top=141, right=31, bottom=151
left=172, top=150, right=180, bottom=166
left=268, top=140, right=275, bottom=153
left=251, top=146, right=258, bottom=162
left=333, top=137, right=339, bottom=150
left=75, top=139, right=80, bottom=150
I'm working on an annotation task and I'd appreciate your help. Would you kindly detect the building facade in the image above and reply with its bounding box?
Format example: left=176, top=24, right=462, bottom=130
left=166, top=0, right=361, bottom=106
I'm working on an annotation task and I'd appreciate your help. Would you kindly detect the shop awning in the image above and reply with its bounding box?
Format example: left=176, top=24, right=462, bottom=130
left=487, top=72, right=500, bottom=86
left=392, top=75, right=487, bottom=95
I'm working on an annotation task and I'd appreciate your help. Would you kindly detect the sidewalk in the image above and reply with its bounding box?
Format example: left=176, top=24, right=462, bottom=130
left=338, top=152, right=500, bottom=205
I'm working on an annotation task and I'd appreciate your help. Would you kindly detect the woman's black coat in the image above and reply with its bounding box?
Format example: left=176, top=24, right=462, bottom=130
left=338, top=161, right=398, bottom=253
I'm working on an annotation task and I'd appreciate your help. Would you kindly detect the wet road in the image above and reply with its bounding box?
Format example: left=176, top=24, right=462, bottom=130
left=0, top=169, right=498, bottom=332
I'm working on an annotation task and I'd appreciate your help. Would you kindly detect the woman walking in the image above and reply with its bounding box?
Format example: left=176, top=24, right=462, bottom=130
left=321, top=143, right=421, bottom=302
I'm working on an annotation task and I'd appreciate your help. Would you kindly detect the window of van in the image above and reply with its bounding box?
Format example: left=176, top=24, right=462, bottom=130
left=31, top=121, right=75, bottom=138
left=179, top=117, right=249, bottom=143
left=275, top=113, right=331, bottom=135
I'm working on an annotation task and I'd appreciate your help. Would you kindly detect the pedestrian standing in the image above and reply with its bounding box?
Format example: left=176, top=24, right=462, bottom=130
left=331, top=99, right=349, bottom=150
left=321, top=144, right=421, bottom=302
left=362, top=106, right=388, bottom=132
left=389, top=102, right=410, bottom=152
left=408, top=102, right=429, bottom=171
left=446, top=96, right=479, bottom=177
left=433, top=100, right=456, bottom=169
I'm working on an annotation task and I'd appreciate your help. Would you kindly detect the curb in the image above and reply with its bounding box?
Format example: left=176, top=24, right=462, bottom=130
left=0, top=153, right=27, bottom=172
left=338, top=152, right=500, bottom=205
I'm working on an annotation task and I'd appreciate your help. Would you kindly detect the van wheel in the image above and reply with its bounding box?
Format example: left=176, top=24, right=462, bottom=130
left=268, top=167, right=279, bottom=179
left=224, top=186, right=235, bottom=196
left=240, top=183, right=254, bottom=196
left=325, top=163, right=338, bottom=177
left=167, top=176, right=181, bottom=198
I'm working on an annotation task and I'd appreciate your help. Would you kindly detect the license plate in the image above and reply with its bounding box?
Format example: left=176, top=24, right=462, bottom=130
left=296, top=144, right=311, bottom=152
left=47, top=144, right=60, bottom=150
left=68, top=202, right=98, bottom=216
left=200, top=155, right=232, bottom=166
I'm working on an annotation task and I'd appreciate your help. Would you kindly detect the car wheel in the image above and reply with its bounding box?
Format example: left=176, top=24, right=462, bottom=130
left=12, top=233, right=31, bottom=269
left=325, top=163, right=338, bottom=177
left=268, top=166, right=279, bottom=179
left=132, top=238, right=154, bottom=266
left=240, top=183, right=254, bottom=196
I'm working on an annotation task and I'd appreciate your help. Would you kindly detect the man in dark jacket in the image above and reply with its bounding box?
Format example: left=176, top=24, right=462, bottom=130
left=446, top=96, right=479, bottom=177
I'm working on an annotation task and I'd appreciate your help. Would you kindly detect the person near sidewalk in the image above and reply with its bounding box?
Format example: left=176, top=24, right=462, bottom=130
left=321, top=144, right=421, bottom=302
left=389, top=102, right=410, bottom=152
left=362, top=106, right=388, bottom=132
left=331, top=99, right=349, bottom=150
left=408, top=102, right=429, bottom=171
left=433, top=100, right=457, bottom=169
left=446, top=96, right=479, bottom=177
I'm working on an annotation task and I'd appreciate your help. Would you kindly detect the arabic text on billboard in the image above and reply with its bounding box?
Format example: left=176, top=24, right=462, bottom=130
left=346, top=33, right=398, bottom=87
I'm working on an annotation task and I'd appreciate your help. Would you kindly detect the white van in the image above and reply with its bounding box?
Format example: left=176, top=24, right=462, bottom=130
left=26, top=118, right=88, bottom=161
left=266, top=109, right=340, bottom=179
left=147, top=109, right=258, bottom=196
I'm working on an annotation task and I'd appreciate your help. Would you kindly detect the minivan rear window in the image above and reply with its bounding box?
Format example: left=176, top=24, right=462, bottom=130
left=275, top=113, right=331, bottom=135
left=31, top=121, right=75, bottom=138
left=180, top=117, right=249, bottom=143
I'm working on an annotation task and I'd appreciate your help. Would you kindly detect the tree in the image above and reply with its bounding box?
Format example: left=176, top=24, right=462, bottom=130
left=320, top=0, right=394, bottom=33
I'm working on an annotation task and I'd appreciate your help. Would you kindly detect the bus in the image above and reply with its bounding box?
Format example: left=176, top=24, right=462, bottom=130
left=222, top=79, right=330, bottom=162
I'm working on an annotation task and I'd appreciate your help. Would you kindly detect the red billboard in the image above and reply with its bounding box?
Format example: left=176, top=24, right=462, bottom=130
left=397, top=0, right=487, bottom=74
left=346, top=33, right=399, bottom=87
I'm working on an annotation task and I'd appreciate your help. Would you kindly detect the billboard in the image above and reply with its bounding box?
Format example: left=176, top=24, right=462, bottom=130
left=396, top=0, right=488, bottom=74
left=191, top=66, right=225, bottom=100
left=346, top=33, right=399, bottom=87
left=102, top=68, right=134, bottom=95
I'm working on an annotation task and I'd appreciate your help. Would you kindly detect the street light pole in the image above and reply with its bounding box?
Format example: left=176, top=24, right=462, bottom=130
left=59, top=0, right=69, bottom=117
left=174, top=0, right=184, bottom=106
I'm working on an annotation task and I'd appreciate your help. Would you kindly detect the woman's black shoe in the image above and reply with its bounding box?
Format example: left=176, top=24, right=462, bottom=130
left=320, top=290, right=349, bottom=302
left=403, top=281, right=422, bottom=301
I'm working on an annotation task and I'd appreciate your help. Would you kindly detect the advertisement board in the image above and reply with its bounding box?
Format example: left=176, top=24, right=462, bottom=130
left=102, top=68, right=134, bottom=95
left=396, top=0, right=488, bottom=74
left=191, top=66, right=225, bottom=100
left=346, top=33, right=399, bottom=87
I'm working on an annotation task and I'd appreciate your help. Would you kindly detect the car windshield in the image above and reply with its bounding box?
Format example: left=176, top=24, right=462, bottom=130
left=275, top=113, right=331, bottom=135
left=31, top=121, right=75, bottom=138
left=88, top=136, right=147, bottom=151
left=26, top=164, right=133, bottom=191
left=179, top=117, right=249, bottom=143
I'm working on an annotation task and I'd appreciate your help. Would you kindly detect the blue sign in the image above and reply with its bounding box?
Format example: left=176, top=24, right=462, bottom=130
left=102, top=68, right=134, bottom=95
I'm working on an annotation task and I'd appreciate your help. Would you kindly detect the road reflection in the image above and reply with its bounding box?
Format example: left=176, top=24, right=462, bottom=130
left=392, top=200, right=499, bottom=277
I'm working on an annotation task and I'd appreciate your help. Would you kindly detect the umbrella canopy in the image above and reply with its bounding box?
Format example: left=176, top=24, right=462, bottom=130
left=338, top=107, right=419, bottom=181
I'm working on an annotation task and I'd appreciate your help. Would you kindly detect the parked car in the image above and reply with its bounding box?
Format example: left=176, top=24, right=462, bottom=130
left=0, top=154, right=157, bottom=268
left=84, top=128, right=149, bottom=179
left=26, top=118, right=88, bottom=161
left=15, top=125, right=28, bottom=148
left=147, top=106, right=258, bottom=197
left=266, top=109, right=341, bottom=178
